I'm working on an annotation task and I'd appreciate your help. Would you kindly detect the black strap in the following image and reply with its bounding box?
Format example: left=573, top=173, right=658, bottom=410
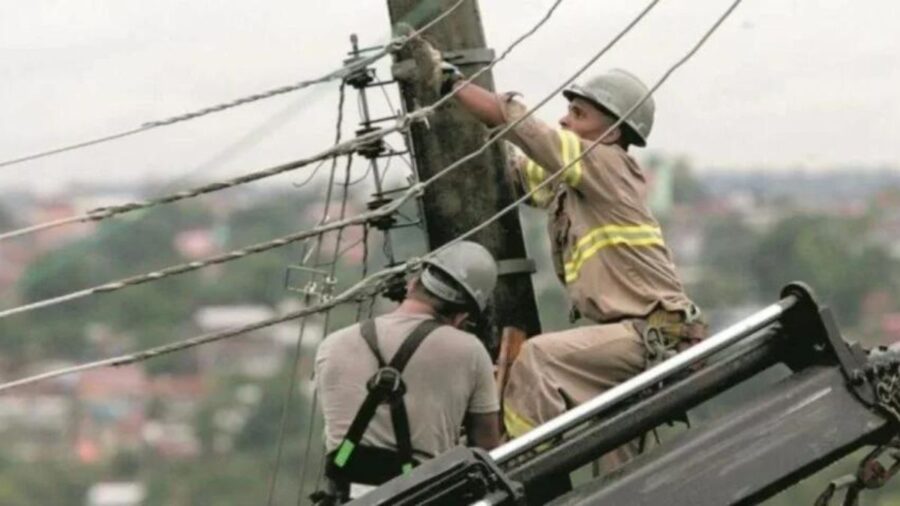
left=330, top=318, right=443, bottom=481
left=360, top=319, right=386, bottom=367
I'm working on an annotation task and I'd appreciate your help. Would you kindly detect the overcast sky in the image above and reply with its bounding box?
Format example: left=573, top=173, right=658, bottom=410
left=2, top=0, right=898, bottom=193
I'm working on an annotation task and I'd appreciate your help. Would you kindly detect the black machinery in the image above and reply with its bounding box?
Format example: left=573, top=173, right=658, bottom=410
left=345, top=283, right=900, bottom=505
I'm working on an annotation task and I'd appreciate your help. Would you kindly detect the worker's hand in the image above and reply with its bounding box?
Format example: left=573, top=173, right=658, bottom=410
left=392, top=24, right=464, bottom=99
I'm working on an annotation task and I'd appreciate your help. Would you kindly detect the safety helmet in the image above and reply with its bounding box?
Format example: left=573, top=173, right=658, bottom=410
left=420, top=241, right=498, bottom=313
left=562, top=69, right=655, bottom=146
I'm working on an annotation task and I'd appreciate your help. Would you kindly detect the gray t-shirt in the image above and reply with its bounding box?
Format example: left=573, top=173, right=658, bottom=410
left=315, top=312, right=499, bottom=459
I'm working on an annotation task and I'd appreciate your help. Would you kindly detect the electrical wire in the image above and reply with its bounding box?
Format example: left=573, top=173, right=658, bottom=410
left=265, top=81, right=348, bottom=506
left=0, top=0, right=710, bottom=390
left=435, top=0, right=746, bottom=256
left=0, top=0, right=575, bottom=318
left=0, top=0, right=468, bottom=171
left=295, top=155, right=356, bottom=505
left=0, top=0, right=544, bottom=245
left=0, top=264, right=404, bottom=393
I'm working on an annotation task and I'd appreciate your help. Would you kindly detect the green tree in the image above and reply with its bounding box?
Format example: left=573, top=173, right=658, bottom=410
left=694, top=213, right=761, bottom=309
left=750, top=214, right=897, bottom=326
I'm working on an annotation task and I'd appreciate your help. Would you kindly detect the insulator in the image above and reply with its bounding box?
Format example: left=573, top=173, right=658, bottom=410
left=382, top=272, right=408, bottom=303
left=355, top=126, right=387, bottom=159
left=342, top=58, right=375, bottom=89
left=366, top=195, right=397, bottom=231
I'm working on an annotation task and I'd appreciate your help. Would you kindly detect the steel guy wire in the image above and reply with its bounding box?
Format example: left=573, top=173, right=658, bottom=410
left=266, top=82, right=348, bottom=506
left=0, top=0, right=549, bottom=245
left=0, top=0, right=669, bottom=389
left=0, top=0, right=468, bottom=171
left=435, top=0, right=746, bottom=257
left=0, top=0, right=633, bottom=320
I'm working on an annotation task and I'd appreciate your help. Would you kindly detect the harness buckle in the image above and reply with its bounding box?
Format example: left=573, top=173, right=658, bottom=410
left=367, top=366, right=406, bottom=400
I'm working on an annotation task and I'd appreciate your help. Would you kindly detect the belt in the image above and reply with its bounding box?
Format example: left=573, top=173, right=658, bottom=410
left=645, top=305, right=707, bottom=342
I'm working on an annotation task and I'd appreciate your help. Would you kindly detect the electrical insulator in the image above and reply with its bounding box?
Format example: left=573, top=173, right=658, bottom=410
left=366, top=195, right=397, bottom=231
left=342, top=60, right=375, bottom=89
left=382, top=271, right=408, bottom=303
left=355, top=126, right=387, bottom=159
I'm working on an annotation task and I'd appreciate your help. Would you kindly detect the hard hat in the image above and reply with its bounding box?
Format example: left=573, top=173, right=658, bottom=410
left=562, top=69, right=655, bottom=146
left=421, top=241, right=498, bottom=313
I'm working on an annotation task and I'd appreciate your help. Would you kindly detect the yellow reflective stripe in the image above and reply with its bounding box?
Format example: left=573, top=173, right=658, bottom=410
left=525, top=158, right=545, bottom=189
left=572, top=224, right=661, bottom=253
left=558, top=130, right=583, bottom=188
left=504, top=406, right=536, bottom=439
left=564, top=225, right=664, bottom=283
left=524, top=158, right=553, bottom=207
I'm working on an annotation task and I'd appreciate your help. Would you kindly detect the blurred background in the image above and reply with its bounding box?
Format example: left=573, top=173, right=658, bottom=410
left=1, top=0, right=899, bottom=504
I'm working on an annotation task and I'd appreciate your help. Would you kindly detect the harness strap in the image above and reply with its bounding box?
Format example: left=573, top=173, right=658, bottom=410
left=359, top=319, right=386, bottom=367
left=331, top=318, right=444, bottom=480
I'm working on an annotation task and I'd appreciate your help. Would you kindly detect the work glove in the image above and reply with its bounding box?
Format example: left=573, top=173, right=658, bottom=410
left=392, top=24, right=465, bottom=99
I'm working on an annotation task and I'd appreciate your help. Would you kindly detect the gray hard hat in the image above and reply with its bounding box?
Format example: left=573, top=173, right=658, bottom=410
left=421, top=241, right=498, bottom=313
left=562, top=69, right=655, bottom=146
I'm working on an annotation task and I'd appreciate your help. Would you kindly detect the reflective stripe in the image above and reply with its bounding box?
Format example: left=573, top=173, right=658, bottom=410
left=334, top=440, right=355, bottom=467
left=504, top=406, right=536, bottom=439
left=558, top=130, right=584, bottom=188
left=524, top=158, right=554, bottom=207
left=564, top=225, right=664, bottom=283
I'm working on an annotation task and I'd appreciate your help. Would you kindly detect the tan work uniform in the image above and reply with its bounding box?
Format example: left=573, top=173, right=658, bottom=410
left=498, top=94, right=703, bottom=468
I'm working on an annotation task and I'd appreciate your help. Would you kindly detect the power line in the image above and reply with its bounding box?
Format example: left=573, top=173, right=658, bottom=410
left=0, top=0, right=468, bottom=171
left=0, top=263, right=407, bottom=394
left=0, top=0, right=705, bottom=391
left=266, top=82, right=349, bottom=506
left=0, top=124, right=397, bottom=243
left=436, top=0, right=746, bottom=255
left=0, top=184, right=417, bottom=320
left=0, top=0, right=548, bottom=245
left=0, top=0, right=575, bottom=320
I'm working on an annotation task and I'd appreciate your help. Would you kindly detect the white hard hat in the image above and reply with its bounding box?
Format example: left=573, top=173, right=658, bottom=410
left=563, top=69, right=655, bottom=146
left=421, top=241, right=498, bottom=313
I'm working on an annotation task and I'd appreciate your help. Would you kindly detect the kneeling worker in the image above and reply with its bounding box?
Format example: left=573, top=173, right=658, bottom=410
left=313, top=241, right=501, bottom=504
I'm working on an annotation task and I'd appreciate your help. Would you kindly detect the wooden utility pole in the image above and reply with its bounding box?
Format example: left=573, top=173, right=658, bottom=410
left=386, top=0, right=542, bottom=344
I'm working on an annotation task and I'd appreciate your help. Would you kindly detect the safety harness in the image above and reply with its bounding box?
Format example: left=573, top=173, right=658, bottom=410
left=316, top=318, right=443, bottom=504
left=637, top=305, right=707, bottom=369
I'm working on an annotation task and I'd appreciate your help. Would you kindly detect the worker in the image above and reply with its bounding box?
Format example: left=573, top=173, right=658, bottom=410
left=313, top=241, right=501, bottom=504
left=405, top=40, right=707, bottom=473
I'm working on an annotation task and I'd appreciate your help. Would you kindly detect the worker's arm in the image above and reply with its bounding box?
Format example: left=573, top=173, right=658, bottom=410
left=465, top=411, right=501, bottom=450
left=450, top=81, right=505, bottom=128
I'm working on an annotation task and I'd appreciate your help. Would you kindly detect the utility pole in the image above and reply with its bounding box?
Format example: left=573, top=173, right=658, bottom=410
left=386, top=0, right=542, bottom=347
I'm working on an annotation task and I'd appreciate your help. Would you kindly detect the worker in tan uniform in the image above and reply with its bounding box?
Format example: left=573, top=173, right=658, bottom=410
left=407, top=41, right=706, bottom=472
left=313, top=241, right=501, bottom=504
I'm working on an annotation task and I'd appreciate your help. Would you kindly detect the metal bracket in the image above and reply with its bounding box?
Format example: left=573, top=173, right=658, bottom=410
left=780, top=282, right=877, bottom=406
left=443, top=48, right=496, bottom=66
left=497, top=258, right=536, bottom=277
left=284, top=265, right=336, bottom=302
left=391, top=48, right=496, bottom=82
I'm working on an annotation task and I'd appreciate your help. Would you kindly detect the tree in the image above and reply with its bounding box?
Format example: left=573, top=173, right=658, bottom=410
left=750, top=215, right=897, bottom=326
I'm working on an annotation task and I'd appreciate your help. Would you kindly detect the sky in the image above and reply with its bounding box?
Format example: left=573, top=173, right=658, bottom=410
left=1, top=0, right=899, bottom=193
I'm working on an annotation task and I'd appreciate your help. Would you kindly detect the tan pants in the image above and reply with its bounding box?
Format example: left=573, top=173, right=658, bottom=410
left=502, top=321, right=646, bottom=471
